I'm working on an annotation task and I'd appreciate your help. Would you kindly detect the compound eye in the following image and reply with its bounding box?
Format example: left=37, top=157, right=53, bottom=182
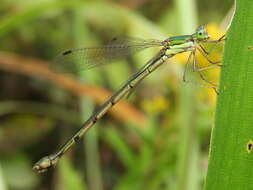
left=198, top=32, right=203, bottom=36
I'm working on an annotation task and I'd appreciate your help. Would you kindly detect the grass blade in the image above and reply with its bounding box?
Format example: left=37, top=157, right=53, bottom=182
left=204, top=0, right=253, bottom=189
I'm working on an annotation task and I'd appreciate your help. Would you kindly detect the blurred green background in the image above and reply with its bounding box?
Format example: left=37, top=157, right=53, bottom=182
left=0, top=0, right=233, bottom=190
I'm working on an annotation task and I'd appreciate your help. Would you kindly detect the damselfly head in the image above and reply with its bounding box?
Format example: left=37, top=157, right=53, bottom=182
left=193, top=25, right=210, bottom=41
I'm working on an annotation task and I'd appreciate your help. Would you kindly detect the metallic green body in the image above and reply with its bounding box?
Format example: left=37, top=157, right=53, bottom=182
left=167, top=35, right=192, bottom=45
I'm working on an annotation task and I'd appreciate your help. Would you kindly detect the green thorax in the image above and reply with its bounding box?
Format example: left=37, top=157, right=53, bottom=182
left=165, top=25, right=210, bottom=46
left=167, top=35, right=192, bottom=45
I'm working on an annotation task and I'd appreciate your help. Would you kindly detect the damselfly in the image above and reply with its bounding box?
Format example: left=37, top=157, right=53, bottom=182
left=33, top=26, right=225, bottom=173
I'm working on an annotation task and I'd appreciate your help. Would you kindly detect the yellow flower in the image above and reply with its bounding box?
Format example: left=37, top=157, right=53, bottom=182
left=142, top=96, right=170, bottom=114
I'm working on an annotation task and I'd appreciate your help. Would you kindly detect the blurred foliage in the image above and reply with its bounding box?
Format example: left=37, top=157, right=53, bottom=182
left=0, top=0, right=232, bottom=190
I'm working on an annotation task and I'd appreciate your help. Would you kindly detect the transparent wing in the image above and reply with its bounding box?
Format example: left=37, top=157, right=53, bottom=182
left=51, top=37, right=164, bottom=74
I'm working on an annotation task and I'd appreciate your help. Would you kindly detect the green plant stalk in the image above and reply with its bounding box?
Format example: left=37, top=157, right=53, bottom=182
left=204, top=0, right=253, bottom=189
left=0, top=163, right=7, bottom=190
left=73, top=9, right=103, bottom=190
left=174, top=0, right=200, bottom=189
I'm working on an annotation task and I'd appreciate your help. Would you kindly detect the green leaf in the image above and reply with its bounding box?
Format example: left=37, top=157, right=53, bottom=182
left=204, top=0, right=253, bottom=189
left=103, top=127, right=136, bottom=168
left=59, top=158, right=87, bottom=190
